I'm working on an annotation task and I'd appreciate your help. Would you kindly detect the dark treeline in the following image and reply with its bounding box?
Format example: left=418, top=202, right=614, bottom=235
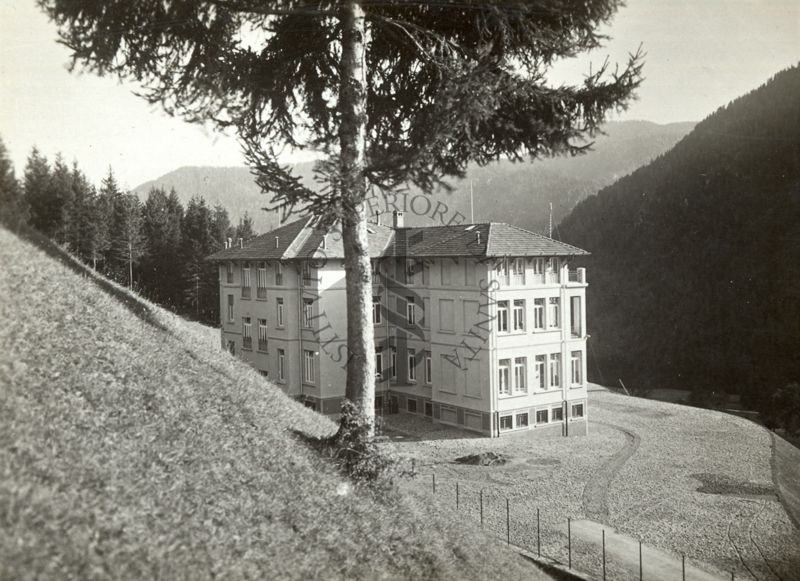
left=0, top=138, right=257, bottom=326
left=560, top=65, right=800, bottom=430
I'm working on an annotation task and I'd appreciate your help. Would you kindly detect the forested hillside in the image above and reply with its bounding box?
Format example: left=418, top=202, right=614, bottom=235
left=560, top=65, right=800, bottom=406
left=133, top=121, right=694, bottom=233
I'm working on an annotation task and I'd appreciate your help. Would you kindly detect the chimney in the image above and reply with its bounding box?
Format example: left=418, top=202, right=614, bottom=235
left=227, top=237, right=232, bottom=249
left=375, top=211, right=381, bottom=226
left=393, top=210, right=404, bottom=229
left=322, top=234, right=327, bottom=250
left=238, top=237, right=244, bottom=248
left=476, top=231, right=481, bottom=245
left=275, top=236, right=280, bottom=249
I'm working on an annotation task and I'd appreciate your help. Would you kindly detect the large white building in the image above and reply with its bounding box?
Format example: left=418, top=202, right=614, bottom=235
left=209, top=211, right=590, bottom=437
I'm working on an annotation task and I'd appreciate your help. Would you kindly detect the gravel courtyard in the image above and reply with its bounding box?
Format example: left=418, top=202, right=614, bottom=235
left=381, top=386, right=800, bottom=580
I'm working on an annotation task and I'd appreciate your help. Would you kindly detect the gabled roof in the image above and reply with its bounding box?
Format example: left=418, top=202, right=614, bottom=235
left=207, top=219, right=588, bottom=261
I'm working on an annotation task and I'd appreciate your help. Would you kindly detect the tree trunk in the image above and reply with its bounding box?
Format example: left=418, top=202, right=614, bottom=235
left=339, top=1, right=375, bottom=422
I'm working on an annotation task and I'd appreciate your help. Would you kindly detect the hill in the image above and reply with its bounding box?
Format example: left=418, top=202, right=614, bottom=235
left=0, top=224, right=550, bottom=580
left=559, top=65, right=800, bottom=403
left=132, top=120, right=694, bottom=234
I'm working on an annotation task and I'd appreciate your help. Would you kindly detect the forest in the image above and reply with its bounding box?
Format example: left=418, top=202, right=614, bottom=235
left=560, top=65, right=800, bottom=420
left=0, top=138, right=255, bottom=326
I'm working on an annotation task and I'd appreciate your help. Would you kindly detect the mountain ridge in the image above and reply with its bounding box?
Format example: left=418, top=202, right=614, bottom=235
left=133, top=120, right=695, bottom=234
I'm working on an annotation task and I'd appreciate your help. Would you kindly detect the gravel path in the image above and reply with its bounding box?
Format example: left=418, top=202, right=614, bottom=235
left=581, top=420, right=641, bottom=521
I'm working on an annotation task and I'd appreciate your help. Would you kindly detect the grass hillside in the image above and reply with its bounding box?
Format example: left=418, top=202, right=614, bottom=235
left=0, top=224, right=548, bottom=580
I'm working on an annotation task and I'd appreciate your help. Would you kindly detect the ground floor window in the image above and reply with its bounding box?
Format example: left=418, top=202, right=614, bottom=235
left=407, top=398, right=417, bottom=413
left=425, top=401, right=433, bottom=417
left=516, top=412, right=529, bottom=428
left=536, top=409, right=549, bottom=424
left=499, top=415, right=513, bottom=431
left=571, top=403, right=585, bottom=418
left=551, top=406, right=564, bottom=421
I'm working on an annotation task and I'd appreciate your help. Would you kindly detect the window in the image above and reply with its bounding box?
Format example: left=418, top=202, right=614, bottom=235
left=406, top=259, right=417, bottom=284
left=441, top=261, right=451, bottom=286
left=499, top=415, right=513, bottom=431
left=516, top=412, right=529, bottom=428
left=535, top=355, right=546, bottom=390
left=549, top=353, right=561, bottom=388
left=375, top=349, right=384, bottom=379
left=278, top=349, right=286, bottom=381
left=439, top=299, right=455, bottom=332
left=276, top=297, right=284, bottom=327
left=275, top=262, right=283, bottom=286
left=391, top=347, right=397, bottom=379
left=465, top=260, right=476, bottom=285
left=511, top=258, right=525, bottom=285
left=552, top=406, right=564, bottom=421
left=422, top=261, right=430, bottom=285
left=303, top=298, right=314, bottom=328
left=425, top=353, right=432, bottom=384
left=571, top=351, right=583, bottom=386
left=242, top=317, right=252, bottom=349
left=406, top=297, right=416, bottom=325
left=407, top=348, right=416, bottom=382
left=532, top=258, right=545, bottom=277
left=302, top=261, right=313, bottom=284
left=242, top=262, right=252, bottom=287
left=536, top=409, right=549, bottom=424
left=425, top=401, right=433, bottom=417
left=570, top=296, right=582, bottom=338
left=498, top=359, right=511, bottom=395
left=533, top=298, right=545, bottom=330
left=548, top=297, right=560, bottom=328
left=226, top=294, right=234, bottom=322
left=571, top=403, right=585, bottom=418
left=304, top=350, right=315, bottom=383
left=372, top=296, right=382, bottom=324
left=513, top=357, right=527, bottom=393
left=226, top=261, right=234, bottom=283
left=258, top=318, right=268, bottom=351
left=495, top=258, right=509, bottom=284
left=513, top=299, right=525, bottom=331
left=226, top=340, right=236, bottom=355
left=257, top=262, right=267, bottom=298
left=497, top=301, right=509, bottom=332
left=421, top=297, right=428, bottom=329
left=407, top=398, right=417, bottom=413
left=546, top=257, right=560, bottom=283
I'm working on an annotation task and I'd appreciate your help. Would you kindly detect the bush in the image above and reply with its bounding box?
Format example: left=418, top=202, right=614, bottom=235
left=761, top=382, right=800, bottom=435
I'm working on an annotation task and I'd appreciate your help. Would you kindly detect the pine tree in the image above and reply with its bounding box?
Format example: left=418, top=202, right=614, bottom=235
left=109, top=190, right=145, bottom=288
left=0, top=137, right=27, bottom=228
left=23, top=147, right=52, bottom=235
left=234, top=212, right=257, bottom=242
left=141, top=186, right=184, bottom=306
left=66, top=161, right=96, bottom=260
left=42, top=0, right=643, bottom=424
left=182, top=196, right=220, bottom=323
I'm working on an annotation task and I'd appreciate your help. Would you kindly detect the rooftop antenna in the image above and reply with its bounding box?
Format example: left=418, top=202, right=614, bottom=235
left=470, top=179, right=475, bottom=224
left=549, top=203, right=553, bottom=238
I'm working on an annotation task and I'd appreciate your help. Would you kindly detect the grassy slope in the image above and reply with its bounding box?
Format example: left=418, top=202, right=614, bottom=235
left=0, top=225, right=548, bottom=581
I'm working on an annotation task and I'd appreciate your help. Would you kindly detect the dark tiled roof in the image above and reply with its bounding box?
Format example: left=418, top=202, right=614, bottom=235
left=208, top=219, right=587, bottom=261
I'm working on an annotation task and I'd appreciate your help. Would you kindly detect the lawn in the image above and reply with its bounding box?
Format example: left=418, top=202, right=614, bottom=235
left=383, top=388, right=800, bottom=580
left=0, top=224, right=551, bottom=581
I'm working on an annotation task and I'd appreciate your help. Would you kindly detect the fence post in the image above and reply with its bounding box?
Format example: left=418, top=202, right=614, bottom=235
left=537, top=508, right=541, bottom=557
left=639, top=540, right=642, bottom=581
left=602, top=529, right=606, bottom=581
left=432, top=473, right=436, bottom=494
left=506, top=498, right=510, bottom=545
left=456, top=482, right=459, bottom=510
left=412, top=458, right=415, bottom=475
left=480, top=490, right=484, bottom=527
left=567, top=517, right=571, bottom=569
left=682, top=554, right=685, bottom=581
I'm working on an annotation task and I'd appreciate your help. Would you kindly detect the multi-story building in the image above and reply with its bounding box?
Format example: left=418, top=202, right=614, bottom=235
left=208, top=211, right=590, bottom=437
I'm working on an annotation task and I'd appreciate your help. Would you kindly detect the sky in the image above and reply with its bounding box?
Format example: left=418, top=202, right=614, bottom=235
left=1, top=1, right=798, bottom=189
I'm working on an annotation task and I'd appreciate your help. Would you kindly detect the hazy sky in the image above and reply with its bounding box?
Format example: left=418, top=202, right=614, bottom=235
left=1, top=1, right=798, bottom=188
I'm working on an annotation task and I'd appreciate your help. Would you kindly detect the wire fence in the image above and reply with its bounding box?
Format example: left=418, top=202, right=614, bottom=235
left=407, top=468, right=740, bottom=581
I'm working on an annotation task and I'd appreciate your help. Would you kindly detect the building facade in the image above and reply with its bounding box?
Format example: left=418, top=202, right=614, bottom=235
left=209, top=212, right=589, bottom=437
